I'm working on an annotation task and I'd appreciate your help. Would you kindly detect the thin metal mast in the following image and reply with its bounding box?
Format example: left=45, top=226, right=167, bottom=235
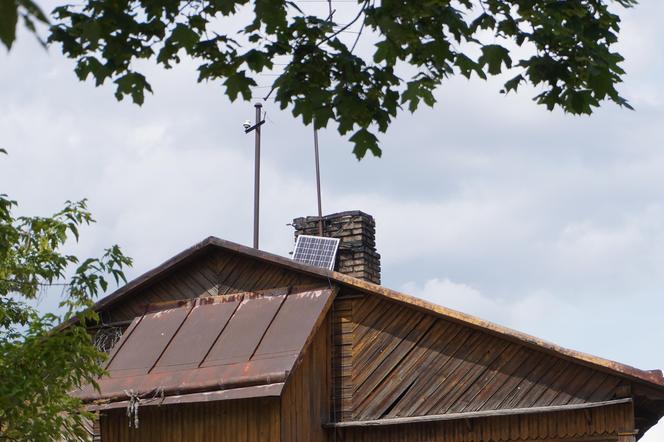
left=313, top=127, right=324, bottom=236
left=253, top=103, right=262, bottom=248
left=244, top=103, right=265, bottom=249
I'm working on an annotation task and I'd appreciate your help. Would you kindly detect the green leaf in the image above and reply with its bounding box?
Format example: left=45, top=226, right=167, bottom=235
left=171, top=23, right=199, bottom=52
left=243, top=49, right=270, bottom=72
left=350, top=128, right=381, bottom=160
left=502, top=74, right=524, bottom=94
left=0, top=0, right=19, bottom=50
left=374, top=40, right=397, bottom=65
left=113, top=72, right=153, bottom=105
left=455, top=53, right=486, bottom=80
left=188, top=15, right=206, bottom=32
left=401, top=79, right=436, bottom=113
left=223, top=71, right=255, bottom=101
left=470, top=13, right=496, bottom=32
left=478, top=44, right=511, bottom=76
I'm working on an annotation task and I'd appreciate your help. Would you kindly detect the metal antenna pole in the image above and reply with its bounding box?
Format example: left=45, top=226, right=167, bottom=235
left=313, top=127, right=323, bottom=236
left=253, top=103, right=262, bottom=249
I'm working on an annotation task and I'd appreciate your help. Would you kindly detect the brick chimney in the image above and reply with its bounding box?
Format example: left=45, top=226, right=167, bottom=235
left=292, top=211, right=381, bottom=285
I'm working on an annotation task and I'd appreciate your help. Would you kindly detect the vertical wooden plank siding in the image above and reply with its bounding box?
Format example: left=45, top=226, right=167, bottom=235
left=103, top=250, right=320, bottom=323
left=336, top=402, right=633, bottom=442
left=99, top=398, right=280, bottom=442
left=280, top=317, right=331, bottom=442
left=332, top=296, right=354, bottom=421
left=335, top=294, right=626, bottom=422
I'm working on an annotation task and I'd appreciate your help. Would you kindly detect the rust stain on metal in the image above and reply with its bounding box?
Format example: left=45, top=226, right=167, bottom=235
left=152, top=298, right=241, bottom=373
left=76, top=286, right=333, bottom=405
left=201, top=292, right=287, bottom=367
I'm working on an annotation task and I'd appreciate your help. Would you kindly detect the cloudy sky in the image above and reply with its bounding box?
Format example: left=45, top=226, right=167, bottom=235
left=2, top=1, right=663, bottom=438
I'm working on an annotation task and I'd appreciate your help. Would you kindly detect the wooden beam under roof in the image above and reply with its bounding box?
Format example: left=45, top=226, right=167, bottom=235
left=324, top=398, right=633, bottom=428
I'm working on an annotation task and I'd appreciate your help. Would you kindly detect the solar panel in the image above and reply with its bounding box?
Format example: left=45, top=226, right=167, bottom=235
left=292, top=235, right=340, bottom=270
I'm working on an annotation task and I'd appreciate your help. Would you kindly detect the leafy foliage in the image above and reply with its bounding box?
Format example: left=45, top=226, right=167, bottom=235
left=0, top=0, right=49, bottom=49
left=0, top=0, right=640, bottom=157
left=0, top=0, right=639, bottom=158
left=47, top=0, right=638, bottom=158
left=0, top=161, right=132, bottom=440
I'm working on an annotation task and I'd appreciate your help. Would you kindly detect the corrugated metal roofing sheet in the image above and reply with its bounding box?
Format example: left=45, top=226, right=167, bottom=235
left=75, top=286, right=334, bottom=404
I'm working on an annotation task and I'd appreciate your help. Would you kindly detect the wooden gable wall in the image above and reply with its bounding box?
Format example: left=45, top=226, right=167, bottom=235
left=332, top=292, right=629, bottom=422
left=100, top=249, right=322, bottom=324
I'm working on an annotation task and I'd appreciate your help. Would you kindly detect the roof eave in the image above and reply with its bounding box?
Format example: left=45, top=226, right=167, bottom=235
left=87, top=382, right=285, bottom=411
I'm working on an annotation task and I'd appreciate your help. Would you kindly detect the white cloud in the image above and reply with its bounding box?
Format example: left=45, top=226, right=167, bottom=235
left=641, top=419, right=664, bottom=442
left=400, top=278, right=578, bottom=339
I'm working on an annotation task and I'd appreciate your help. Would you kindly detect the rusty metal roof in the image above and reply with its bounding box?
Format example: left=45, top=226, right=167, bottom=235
left=83, top=236, right=664, bottom=391
left=75, top=286, right=335, bottom=404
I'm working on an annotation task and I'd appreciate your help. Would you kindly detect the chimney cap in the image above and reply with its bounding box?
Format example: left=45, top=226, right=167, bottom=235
left=293, top=210, right=375, bottom=224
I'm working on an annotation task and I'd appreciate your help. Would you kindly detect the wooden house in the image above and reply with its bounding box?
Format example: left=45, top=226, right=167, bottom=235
left=77, top=211, right=664, bottom=441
